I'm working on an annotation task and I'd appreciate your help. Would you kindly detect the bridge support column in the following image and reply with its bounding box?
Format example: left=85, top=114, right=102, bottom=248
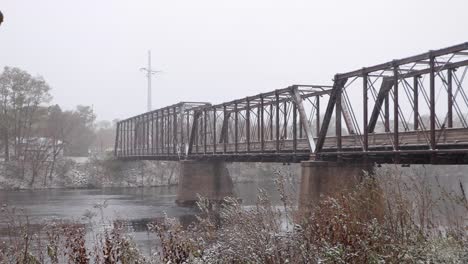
left=176, top=160, right=234, bottom=206
left=299, top=161, right=374, bottom=208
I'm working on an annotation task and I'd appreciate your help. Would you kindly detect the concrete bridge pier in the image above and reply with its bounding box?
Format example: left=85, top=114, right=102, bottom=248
left=176, top=160, right=234, bottom=206
left=299, top=161, right=374, bottom=208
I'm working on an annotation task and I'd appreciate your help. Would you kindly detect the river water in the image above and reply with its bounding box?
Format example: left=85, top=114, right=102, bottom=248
left=0, top=181, right=294, bottom=254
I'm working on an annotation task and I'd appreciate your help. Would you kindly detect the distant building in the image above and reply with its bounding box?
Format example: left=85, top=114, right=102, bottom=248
left=16, top=137, right=65, bottom=161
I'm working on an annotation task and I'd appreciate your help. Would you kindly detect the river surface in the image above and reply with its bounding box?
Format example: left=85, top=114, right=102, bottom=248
left=0, top=181, right=295, bottom=255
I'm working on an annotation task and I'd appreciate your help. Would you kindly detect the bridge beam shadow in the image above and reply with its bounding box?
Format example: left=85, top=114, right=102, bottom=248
left=176, top=160, right=234, bottom=206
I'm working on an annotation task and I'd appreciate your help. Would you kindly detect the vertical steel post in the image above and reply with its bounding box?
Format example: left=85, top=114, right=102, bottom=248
left=161, top=111, right=165, bottom=154
left=166, top=108, right=174, bottom=153
left=384, top=94, right=390, bottom=132
left=129, top=120, right=132, bottom=156
left=140, top=116, right=144, bottom=155
left=156, top=111, right=159, bottom=154
left=186, top=111, right=190, bottom=144
left=234, top=102, right=238, bottom=153
left=126, top=121, right=129, bottom=156
left=203, top=109, right=207, bottom=154
left=363, top=73, right=368, bottom=151
left=260, top=96, right=265, bottom=152
left=146, top=115, right=149, bottom=155
left=275, top=91, right=280, bottom=152
left=283, top=100, right=287, bottom=139
left=413, top=76, right=419, bottom=130
left=137, top=118, right=140, bottom=155
left=137, top=117, right=141, bottom=155
left=142, top=117, right=145, bottom=155
left=122, top=122, right=126, bottom=156
left=336, top=81, right=343, bottom=154
left=167, top=109, right=171, bottom=154
left=120, top=122, right=124, bottom=156
left=114, top=122, right=120, bottom=157
left=257, top=104, right=261, bottom=142
left=316, top=95, right=320, bottom=137
left=292, top=101, right=297, bottom=153
left=195, top=113, right=199, bottom=154
left=429, top=54, right=436, bottom=151
left=223, top=105, right=227, bottom=154
left=180, top=108, right=184, bottom=150
left=151, top=113, right=154, bottom=155
left=173, top=106, right=177, bottom=154
left=143, top=115, right=147, bottom=155
left=131, top=119, right=135, bottom=155
left=213, top=107, right=217, bottom=153
left=123, top=121, right=126, bottom=156
left=270, top=104, right=273, bottom=140
left=246, top=98, right=251, bottom=152
left=447, top=69, right=453, bottom=128
left=393, top=64, right=400, bottom=160
left=141, top=116, right=145, bottom=155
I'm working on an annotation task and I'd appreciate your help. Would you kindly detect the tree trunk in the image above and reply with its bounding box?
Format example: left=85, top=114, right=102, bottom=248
left=3, top=128, right=8, bottom=161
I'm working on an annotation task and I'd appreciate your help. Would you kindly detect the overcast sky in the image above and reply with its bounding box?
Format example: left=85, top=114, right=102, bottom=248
left=1, top=0, right=467, bottom=121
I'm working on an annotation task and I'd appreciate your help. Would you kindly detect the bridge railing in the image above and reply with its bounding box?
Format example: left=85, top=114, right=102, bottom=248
left=315, top=42, right=468, bottom=163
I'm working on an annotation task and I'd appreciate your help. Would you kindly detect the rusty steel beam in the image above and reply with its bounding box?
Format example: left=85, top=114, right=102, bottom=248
left=187, top=111, right=201, bottom=155
left=363, top=73, right=368, bottom=151
left=413, top=76, right=419, bottom=130
left=315, top=78, right=348, bottom=154
left=260, top=96, right=265, bottom=151
left=368, top=77, right=394, bottom=133
left=203, top=109, right=207, bottom=154
left=448, top=69, right=453, bottom=128
left=291, top=86, right=316, bottom=151
left=114, top=122, right=120, bottom=157
left=430, top=54, right=436, bottom=150
left=393, top=64, right=400, bottom=163
left=316, top=96, right=320, bottom=136
left=246, top=98, right=251, bottom=152
left=275, top=91, right=280, bottom=152
left=336, top=42, right=468, bottom=79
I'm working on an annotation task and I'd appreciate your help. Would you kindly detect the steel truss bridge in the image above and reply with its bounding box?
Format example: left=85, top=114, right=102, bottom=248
left=115, top=42, right=468, bottom=164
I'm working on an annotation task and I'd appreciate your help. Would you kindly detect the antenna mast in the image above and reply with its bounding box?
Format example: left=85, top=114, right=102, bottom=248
left=140, top=51, right=161, bottom=111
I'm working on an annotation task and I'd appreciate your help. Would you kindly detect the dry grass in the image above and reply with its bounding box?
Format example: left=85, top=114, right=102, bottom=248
left=151, top=167, right=468, bottom=263
left=0, top=205, right=147, bottom=264
left=1, top=166, right=467, bottom=263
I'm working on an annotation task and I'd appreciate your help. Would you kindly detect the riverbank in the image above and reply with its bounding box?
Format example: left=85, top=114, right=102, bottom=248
left=0, top=157, right=300, bottom=190
left=1, top=170, right=467, bottom=263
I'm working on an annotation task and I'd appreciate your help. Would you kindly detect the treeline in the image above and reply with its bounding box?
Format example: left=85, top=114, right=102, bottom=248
left=0, top=66, right=116, bottom=185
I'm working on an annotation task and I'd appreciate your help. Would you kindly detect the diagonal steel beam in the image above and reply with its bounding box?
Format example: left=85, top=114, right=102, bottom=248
left=219, top=112, right=232, bottom=143
left=187, top=111, right=201, bottom=155
left=341, top=94, right=356, bottom=134
left=315, top=77, right=348, bottom=154
left=290, top=86, right=316, bottom=151
left=368, top=77, right=395, bottom=133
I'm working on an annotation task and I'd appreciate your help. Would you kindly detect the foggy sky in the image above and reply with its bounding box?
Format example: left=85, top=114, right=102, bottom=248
left=1, top=0, right=467, bottom=121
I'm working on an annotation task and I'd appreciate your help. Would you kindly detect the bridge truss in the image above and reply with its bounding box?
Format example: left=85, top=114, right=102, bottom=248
left=316, top=42, right=468, bottom=164
left=115, top=85, right=332, bottom=162
left=115, top=42, right=468, bottom=164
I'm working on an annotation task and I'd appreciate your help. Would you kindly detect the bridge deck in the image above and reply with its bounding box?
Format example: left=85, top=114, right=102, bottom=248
left=117, top=127, right=468, bottom=164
